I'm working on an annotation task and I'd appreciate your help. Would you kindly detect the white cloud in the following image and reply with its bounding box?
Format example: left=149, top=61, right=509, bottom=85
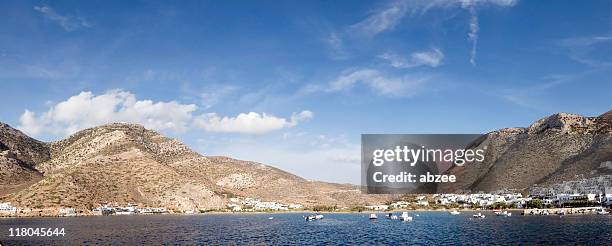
left=19, top=90, right=313, bottom=137
left=379, top=48, right=444, bottom=68
left=194, top=111, right=313, bottom=134
left=18, top=90, right=197, bottom=137
left=33, top=5, right=91, bottom=31
left=19, top=90, right=314, bottom=137
left=327, top=68, right=428, bottom=98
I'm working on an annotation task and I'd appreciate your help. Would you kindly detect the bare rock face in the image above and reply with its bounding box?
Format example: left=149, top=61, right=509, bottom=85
left=1, top=122, right=388, bottom=211
left=0, top=123, right=47, bottom=196
left=0, top=151, right=42, bottom=187
left=0, top=123, right=50, bottom=167
left=440, top=111, right=612, bottom=193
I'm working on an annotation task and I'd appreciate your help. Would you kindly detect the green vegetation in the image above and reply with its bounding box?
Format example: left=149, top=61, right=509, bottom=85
left=312, top=205, right=337, bottom=212
left=488, top=202, right=516, bottom=209
left=525, top=199, right=543, bottom=209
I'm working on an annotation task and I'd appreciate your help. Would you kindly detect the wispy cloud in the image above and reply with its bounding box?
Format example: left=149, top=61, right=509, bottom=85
left=349, top=0, right=411, bottom=38
left=325, top=32, right=351, bottom=60
left=557, top=35, right=612, bottom=68
left=558, top=36, right=612, bottom=47
left=467, top=6, right=479, bottom=65
left=199, top=85, right=239, bottom=109
left=378, top=48, right=444, bottom=68
left=500, top=70, right=598, bottom=110
left=345, top=0, right=517, bottom=64
left=306, top=68, right=429, bottom=98
left=460, top=0, right=518, bottom=65
left=33, top=5, right=91, bottom=31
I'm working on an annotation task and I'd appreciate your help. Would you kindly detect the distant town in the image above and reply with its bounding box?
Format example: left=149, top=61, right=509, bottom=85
left=2, top=190, right=611, bottom=217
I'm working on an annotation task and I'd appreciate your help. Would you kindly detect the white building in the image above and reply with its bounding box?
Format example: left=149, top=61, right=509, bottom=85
left=254, top=202, right=288, bottom=211
left=0, top=203, right=17, bottom=213
left=416, top=200, right=429, bottom=207
left=59, top=208, right=77, bottom=217
left=391, top=201, right=410, bottom=208
left=139, top=207, right=168, bottom=214
left=289, top=204, right=304, bottom=209
left=227, top=203, right=242, bottom=212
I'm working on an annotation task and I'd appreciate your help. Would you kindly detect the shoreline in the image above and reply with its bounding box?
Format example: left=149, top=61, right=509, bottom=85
left=1, top=207, right=607, bottom=218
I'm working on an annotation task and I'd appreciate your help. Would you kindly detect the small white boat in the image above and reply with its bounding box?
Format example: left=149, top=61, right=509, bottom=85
left=390, top=215, right=399, bottom=220
left=399, top=212, right=413, bottom=222
left=473, top=213, right=485, bottom=218
left=305, top=214, right=324, bottom=221
left=369, top=213, right=378, bottom=220
left=268, top=217, right=274, bottom=220
left=496, top=211, right=511, bottom=217
left=449, top=210, right=461, bottom=215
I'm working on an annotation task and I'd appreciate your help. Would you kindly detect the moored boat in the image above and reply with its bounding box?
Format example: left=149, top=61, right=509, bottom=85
left=596, top=208, right=609, bottom=215
left=496, top=210, right=511, bottom=217
left=399, top=212, right=413, bottom=222
left=473, top=213, right=485, bottom=218
left=369, top=213, right=378, bottom=220
left=305, top=214, right=324, bottom=221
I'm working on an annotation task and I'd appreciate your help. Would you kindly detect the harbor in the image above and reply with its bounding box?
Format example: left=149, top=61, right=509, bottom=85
left=2, top=212, right=610, bottom=245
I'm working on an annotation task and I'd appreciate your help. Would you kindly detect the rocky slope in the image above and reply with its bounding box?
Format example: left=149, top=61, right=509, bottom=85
left=440, top=110, right=612, bottom=193
left=0, top=123, right=386, bottom=211
left=0, top=123, right=48, bottom=196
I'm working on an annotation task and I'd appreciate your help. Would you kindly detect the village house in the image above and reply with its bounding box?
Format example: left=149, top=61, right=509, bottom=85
left=0, top=202, right=17, bottom=215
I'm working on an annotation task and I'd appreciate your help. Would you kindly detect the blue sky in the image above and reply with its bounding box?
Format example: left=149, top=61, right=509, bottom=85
left=1, top=0, right=611, bottom=184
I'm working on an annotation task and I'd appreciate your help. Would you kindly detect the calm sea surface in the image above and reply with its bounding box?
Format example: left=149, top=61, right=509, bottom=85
left=0, top=212, right=610, bottom=245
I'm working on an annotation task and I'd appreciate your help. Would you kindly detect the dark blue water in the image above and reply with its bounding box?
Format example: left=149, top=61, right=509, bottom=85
left=0, top=212, right=610, bottom=245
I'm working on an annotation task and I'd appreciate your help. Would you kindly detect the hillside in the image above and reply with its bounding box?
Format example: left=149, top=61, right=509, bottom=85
left=0, top=123, right=387, bottom=211
left=440, top=110, right=612, bottom=193
left=0, top=123, right=48, bottom=196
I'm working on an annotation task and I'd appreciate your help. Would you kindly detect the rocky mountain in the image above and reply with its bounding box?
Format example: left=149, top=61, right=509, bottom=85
left=0, top=123, right=386, bottom=212
left=440, top=110, right=612, bottom=193
left=0, top=123, right=48, bottom=196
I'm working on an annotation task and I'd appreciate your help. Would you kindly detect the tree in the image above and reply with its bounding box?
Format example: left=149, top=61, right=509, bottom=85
left=526, top=199, right=543, bottom=209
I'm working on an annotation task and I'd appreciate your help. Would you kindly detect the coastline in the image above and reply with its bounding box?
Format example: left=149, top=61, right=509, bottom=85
left=1, top=207, right=606, bottom=218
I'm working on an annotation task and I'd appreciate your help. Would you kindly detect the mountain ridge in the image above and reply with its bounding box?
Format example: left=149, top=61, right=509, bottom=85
left=0, top=122, right=387, bottom=212
left=440, top=110, right=612, bottom=193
